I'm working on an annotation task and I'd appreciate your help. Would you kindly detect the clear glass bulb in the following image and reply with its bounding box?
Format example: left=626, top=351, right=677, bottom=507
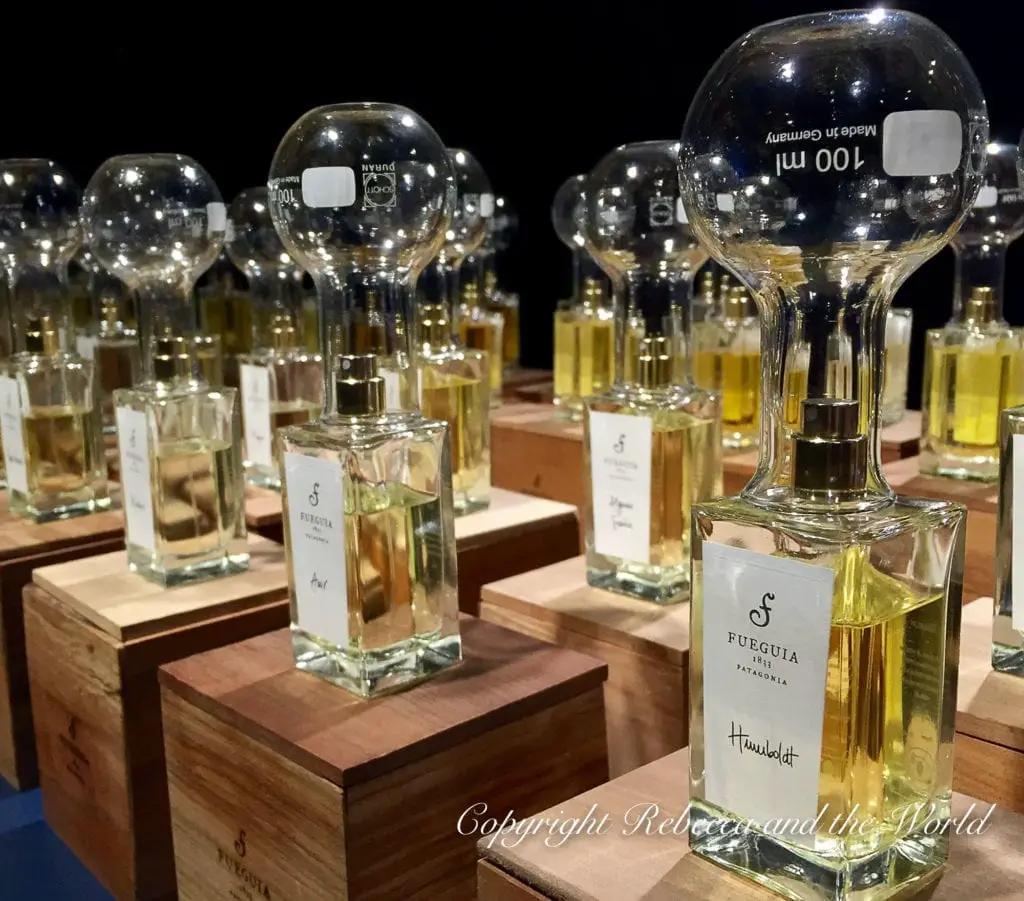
left=82, top=153, right=226, bottom=380
left=0, top=158, right=83, bottom=347
left=268, top=101, right=463, bottom=695
left=680, top=10, right=986, bottom=899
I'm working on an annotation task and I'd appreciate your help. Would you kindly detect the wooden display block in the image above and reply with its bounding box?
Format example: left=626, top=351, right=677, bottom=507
left=885, top=455, right=998, bottom=515
left=479, top=556, right=688, bottom=777
left=0, top=495, right=124, bottom=790
left=22, top=535, right=289, bottom=901
left=722, top=449, right=759, bottom=496
left=240, top=484, right=579, bottom=615
left=501, top=368, right=553, bottom=400
left=880, top=409, right=922, bottom=462
left=478, top=747, right=1024, bottom=901
left=955, top=597, right=1024, bottom=814
left=492, top=404, right=585, bottom=507
left=159, top=616, right=609, bottom=901
left=514, top=380, right=554, bottom=404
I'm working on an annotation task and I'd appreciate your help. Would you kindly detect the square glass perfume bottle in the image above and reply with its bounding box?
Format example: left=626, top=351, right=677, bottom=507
left=281, top=354, right=461, bottom=696
left=82, top=152, right=248, bottom=585
left=4, top=314, right=109, bottom=522
left=680, top=10, right=983, bottom=898
left=482, top=198, right=520, bottom=370
left=580, top=140, right=720, bottom=604
left=921, top=140, right=1024, bottom=482
left=228, top=186, right=323, bottom=490
left=77, top=294, right=141, bottom=434
left=458, top=254, right=504, bottom=402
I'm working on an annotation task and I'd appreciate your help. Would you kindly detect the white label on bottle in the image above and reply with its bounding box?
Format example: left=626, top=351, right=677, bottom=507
left=588, top=411, right=652, bottom=564
left=301, top=166, right=357, bottom=208
left=701, top=542, right=834, bottom=847
left=1013, top=434, right=1024, bottom=632
left=676, top=197, right=688, bottom=223
left=716, top=193, right=735, bottom=213
left=116, top=406, right=156, bottom=552
left=240, top=364, right=273, bottom=468
left=882, top=110, right=962, bottom=177
left=76, top=334, right=97, bottom=360
left=206, top=202, right=227, bottom=234
left=480, top=193, right=495, bottom=217
left=283, top=452, right=348, bottom=648
left=974, top=184, right=999, bottom=209
left=382, top=369, right=402, bottom=411
left=0, top=376, right=27, bottom=493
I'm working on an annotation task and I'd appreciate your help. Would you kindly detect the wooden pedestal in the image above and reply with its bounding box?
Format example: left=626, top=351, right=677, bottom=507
left=479, top=557, right=688, bottom=778
left=884, top=457, right=997, bottom=602
left=158, top=616, right=609, bottom=901
left=238, top=484, right=579, bottom=615
left=491, top=404, right=584, bottom=507
left=0, top=495, right=124, bottom=790
left=514, top=381, right=554, bottom=404
left=501, top=368, right=553, bottom=400
left=954, top=597, right=1024, bottom=814
left=22, top=535, right=289, bottom=901
left=478, top=747, right=1024, bottom=901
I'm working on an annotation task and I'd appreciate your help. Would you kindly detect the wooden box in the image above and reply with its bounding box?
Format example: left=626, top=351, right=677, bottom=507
left=480, top=556, right=688, bottom=777
left=159, top=616, right=609, bottom=901
left=513, top=381, right=554, bottom=404
left=0, top=496, right=124, bottom=790
left=236, top=484, right=580, bottom=615
left=955, top=597, right=1024, bottom=814
left=501, top=368, right=553, bottom=400
left=22, top=535, right=289, bottom=901
left=478, top=747, right=1024, bottom=901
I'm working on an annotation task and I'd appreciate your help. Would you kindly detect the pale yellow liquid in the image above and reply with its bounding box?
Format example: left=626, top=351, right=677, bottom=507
left=501, top=304, right=520, bottom=366
left=577, top=316, right=615, bottom=398
left=302, top=301, right=319, bottom=354
left=96, top=339, right=140, bottom=430
left=200, top=293, right=253, bottom=357
left=783, top=366, right=810, bottom=430
left=195, top=338, right=224, bottom=387
left=24, top=406, right=102, bottom=495
left=460, top=320, right=503, bottom=395
left=341, top=483, right=446, bottom=652
left=553, top=309, right=576, bottom=403
left=153, top=439, right=242, bottom=559
left=419, top=365, right=489, bottom=505
left=721, top=351, right=760, bottom=428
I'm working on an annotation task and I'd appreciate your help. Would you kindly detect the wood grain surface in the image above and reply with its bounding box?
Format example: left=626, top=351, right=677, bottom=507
left=885, top=456, right=998, bottom=515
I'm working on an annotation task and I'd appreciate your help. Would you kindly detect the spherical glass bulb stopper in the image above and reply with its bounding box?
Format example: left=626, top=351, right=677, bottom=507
left=0, top=158, right=82, bottom=271
left=584, top=140, right=707, bottom=280
left=955, top=141, right=1024, bottom=247
left=267, top=103, right=455, bottom=281
left=551, top=174, right=586, bottom=252
left=226, top=186, right=300, bottom=282
left=678, top=10, right=988, bottom=292
left=81, top=153, right=226, bottom=291
left=442, top=148, right=492, bottom=268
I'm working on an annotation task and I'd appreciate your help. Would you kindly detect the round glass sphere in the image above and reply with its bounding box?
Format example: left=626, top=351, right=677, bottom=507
left=267, top=103, right=455, bottom=282
left=679, top=9, right=988, bottom=293
left=0, top=158, right=82, bottom=270
left=442, top=148, right=492, bottom=266
left=226, top=186, right=300, bottom=281
left=81, top=154, right=226, bottom=290
left=953, top=141, right=1024, bottom=247
left=583, top=140, right=708, bottom=280
left=551, top=175, right=585, bottom=252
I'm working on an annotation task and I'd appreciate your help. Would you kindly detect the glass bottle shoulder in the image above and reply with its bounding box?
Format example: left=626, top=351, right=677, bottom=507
left=419, top=345, right=488, bottom=380
left=280, top=411, right=446, bottom=453
left=115, top=377, right=234, bottom=410
left=928, top=319, right=1021, bottom=347
left=238, top=346, right=323, bottom=368
left=10, top=350, right=90, bottom=376
left=589, top=380, right=722, bottom=425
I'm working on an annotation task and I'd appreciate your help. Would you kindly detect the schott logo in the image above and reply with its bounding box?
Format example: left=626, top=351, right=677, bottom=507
left=648, top=197, right=674, bottom=227
left=362, top=162, right=397, bottom=209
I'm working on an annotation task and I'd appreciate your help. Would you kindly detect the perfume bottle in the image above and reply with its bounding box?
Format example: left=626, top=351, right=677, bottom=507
left=995, top=405, right=1024, bottom=673
left=580, top=140, right=721, bottom=604
left=920, top=140, right=1024, bottom=481
left=550, top=174, right=616, bottom=420
left=0, top=159, right=109, bottom=522
left=484, top=196, right=520, bottom=369
left=268, top=101, right=462, bottom=696
left=83, top=153, right=249, bottom=585
left=881, top=308, right=913, bottom=427
left=680, top=11, right=983, bottom=898
left=198, top=251, right=253, bottom=367
left=692, top=268, right=717, bottom=327
left=447, top=149, right=502, bottom=405
left=693, top=283, right=761, bottom=450
left=227, top=187, right=323, bottom=490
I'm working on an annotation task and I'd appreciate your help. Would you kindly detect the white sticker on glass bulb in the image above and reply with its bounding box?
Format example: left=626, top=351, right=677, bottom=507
left=588, top=411, right=652, bottom=564
left=882, top=110, right=962, bottom=177
left=480, top=193, right=495, bottom=218
left=283, top=452, right=348, bottom=649
left=116, top=406, right=156, bottom=553
left=301, top=167, right=357, bottom=208
left=676, top=198, right=688, bottom=223
left=0, top=376, right=28, bottom=494
left=1013, top=433, right=1024, bottom=633
left=716, top=193, right=735, bottom=213
left=206, top=202, right=227, bottom=234
left=701, top=541, right=834, bottom=848
left=974, top=184, right=999, bottom=208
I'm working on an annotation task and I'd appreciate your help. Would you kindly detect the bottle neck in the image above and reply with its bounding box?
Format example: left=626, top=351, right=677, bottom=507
left=621, top=272, right=693, bottom=386
left=137, top=280, right=198, bottom=382
left=315, top=269, right=411, bottom=415
left=7, top=262, right=72, bottom=354
left=747, top=283, right=890, bottom=512
left=249, top=271, right=305, bottom=351
left=952, top=243, right=1008, bottom=322
left=415, top=260, right=459, bottom=352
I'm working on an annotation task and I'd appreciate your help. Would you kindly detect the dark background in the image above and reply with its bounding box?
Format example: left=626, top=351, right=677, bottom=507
left=5, top=1, right=1021, bottom=408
